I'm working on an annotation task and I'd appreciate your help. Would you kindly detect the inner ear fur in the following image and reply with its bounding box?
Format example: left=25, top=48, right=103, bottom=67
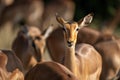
left=77, top=13, right=94, bottom=27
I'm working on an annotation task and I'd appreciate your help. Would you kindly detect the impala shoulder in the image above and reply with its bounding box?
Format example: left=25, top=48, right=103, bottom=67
left=75, top=43, right=94, bottom=55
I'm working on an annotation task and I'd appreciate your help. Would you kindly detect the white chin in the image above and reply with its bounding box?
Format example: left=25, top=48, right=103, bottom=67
left=67, top=44, right=73, bottom=47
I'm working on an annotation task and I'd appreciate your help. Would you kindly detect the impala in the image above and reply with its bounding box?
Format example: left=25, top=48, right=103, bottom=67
left=12, top=25, right=54, bottom=73
left=0, top=0, right=44, bottom=28
left=47, top=14, right=120, bottom=80
left=32, top=25, right=54, bottom=61
left=12, top=26, right=39, bottom=73
left=40, top=0, right=75, bottom=31
left=55, top=13, right=102, bottom=80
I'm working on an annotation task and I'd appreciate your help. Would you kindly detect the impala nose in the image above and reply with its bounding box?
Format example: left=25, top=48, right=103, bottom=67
left=67, top=41, right=73, bottom=47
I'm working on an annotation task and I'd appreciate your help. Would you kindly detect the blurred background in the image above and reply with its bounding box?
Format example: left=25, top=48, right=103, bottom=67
left=0, top=0, right=120, bottom=49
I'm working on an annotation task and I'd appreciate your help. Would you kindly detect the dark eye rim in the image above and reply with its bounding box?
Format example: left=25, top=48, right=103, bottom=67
left=35, top=36, right=41, bottom=40
left=62, top=27, right=66, bottom=31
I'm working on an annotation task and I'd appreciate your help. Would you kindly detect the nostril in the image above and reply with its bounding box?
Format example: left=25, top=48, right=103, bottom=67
left=67, top=41, right=71, bottom=44
left=67, top=41, right=73, bottom=44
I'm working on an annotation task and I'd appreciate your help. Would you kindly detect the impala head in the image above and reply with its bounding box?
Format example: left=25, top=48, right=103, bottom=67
left=31, top=25, right=54, bottom=61
left=28, top=26, right=41, bottom=39
left=56, top=13, right=93, bottom=47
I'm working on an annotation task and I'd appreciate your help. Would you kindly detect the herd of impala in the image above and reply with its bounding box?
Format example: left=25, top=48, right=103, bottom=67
left=0, top=0, right=120, bottom=80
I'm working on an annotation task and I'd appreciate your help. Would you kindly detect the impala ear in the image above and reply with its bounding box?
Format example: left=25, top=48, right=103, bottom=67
left=56, top=13, right=66, bottom=25
left=42, top=24, right=54, bottom=40
left=78, top=13, right=94, bottom=28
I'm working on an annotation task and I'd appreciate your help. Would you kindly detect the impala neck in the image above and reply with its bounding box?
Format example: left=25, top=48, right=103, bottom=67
left=64, top=45, right=77, bottom=76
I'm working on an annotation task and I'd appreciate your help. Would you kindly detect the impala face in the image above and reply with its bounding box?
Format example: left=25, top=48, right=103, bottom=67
left=56, top=13, right=93, bottom=47
left=32, top=35, right=45, bottom=62
left=62, top=22, right=79, bottom=47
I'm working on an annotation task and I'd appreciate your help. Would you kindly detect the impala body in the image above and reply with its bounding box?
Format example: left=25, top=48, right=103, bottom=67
left=25, top=61, right=78, bottom=80
left=95, top=39, right=120, bottom=80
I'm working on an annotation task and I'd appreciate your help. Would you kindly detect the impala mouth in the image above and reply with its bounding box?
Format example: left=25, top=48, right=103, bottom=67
left=68, top=43, right=73, bottom=47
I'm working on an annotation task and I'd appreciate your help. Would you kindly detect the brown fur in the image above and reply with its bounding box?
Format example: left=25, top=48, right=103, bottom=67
left=0, top=0, right=44, bottom=27
left=25, top=61, right=78, bottom=80
left=40, top=0, right=75, bottom=31
left=0, top=50, right=24, bottom=80
left=95, top=39, right=120, bottom=80
left=12, top=26, right=40, bottom=73
left=0, top=50, right=24, bottom=73
left=47, top=27, right=65, bottom=64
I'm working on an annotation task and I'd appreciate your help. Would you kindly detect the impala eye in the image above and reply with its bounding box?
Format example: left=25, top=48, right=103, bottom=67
left=76, top=28, right=79, bottom=31
left=62, top=28, right=66, bottom=32
left=35, top=36, right=41, bottom=40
